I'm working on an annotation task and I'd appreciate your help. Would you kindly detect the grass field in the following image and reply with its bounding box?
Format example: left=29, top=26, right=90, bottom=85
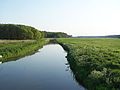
left=0, top=39, right=47, bottom=62
left=0, top=40, right=35, bottom=44
left=57, top=38, right=120, bottom=90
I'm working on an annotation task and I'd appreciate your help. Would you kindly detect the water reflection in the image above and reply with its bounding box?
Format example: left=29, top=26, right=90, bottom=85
left=0, top=44, right=85, bottom=90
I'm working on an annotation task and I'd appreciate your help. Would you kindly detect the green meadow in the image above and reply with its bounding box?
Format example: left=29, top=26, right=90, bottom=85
left=57, top=38, right=120, bottom=90
left=0, top=39, right=48, bottom=62
left=0, top=24, right=120, bottom=90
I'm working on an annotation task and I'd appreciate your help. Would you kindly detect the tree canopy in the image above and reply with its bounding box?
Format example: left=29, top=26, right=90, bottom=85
left=43, top=31, right=72, bottom=38
left=0, top=24, right=43, bottom=40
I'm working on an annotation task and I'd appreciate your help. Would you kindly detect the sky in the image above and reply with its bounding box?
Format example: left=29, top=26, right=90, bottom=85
left=0, top=0, right=120, bottom=36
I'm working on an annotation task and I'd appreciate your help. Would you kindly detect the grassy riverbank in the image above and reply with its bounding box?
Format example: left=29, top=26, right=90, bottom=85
left=0, top=39, right=48, bottom=62
left=57, top=38, right=120, bottom=90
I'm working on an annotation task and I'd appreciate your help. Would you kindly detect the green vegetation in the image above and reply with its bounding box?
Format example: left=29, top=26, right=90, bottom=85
left=57, top=38, right=120, bottom=90
left=43, top=31, right=72, bottom=38
left=0, top=24, right=44, bottom=40
left=0, top=39, right=48, bottom=62
left=1, top=23, right=120, bottom=89
left=0, top=24, right=47, bottom=62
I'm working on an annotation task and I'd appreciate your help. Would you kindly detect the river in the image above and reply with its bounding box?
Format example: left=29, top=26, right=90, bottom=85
left=0, top=44, right=85, bottom=90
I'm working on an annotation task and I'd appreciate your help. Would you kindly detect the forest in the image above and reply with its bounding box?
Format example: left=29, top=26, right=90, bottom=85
left=0, top=24, right=44, bottom=40
left=43, top=31, right=72, bottom=38
left=0, top=24, right=71, bottom=39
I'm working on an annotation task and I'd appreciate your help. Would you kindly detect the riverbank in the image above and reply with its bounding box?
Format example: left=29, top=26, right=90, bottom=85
left=0, top=44, right=84, bottom=90
left=57, top=38, right=120, bottom=90
left=0, top=39, right=48, bottom=62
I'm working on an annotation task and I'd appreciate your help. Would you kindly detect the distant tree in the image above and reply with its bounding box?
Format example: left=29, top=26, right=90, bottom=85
left=43, top=31, right=72, bottom=38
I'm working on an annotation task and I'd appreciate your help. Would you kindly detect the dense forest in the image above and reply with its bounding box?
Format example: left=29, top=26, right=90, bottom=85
left=0, top=24, right=72, bottom=40
left=43, top=31, right=72, bottom=38
left=0, top=24, right=44, bottom=40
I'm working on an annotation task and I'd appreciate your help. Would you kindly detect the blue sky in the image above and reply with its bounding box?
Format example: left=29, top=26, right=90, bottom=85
left=0, top=0, right=120, bottom=36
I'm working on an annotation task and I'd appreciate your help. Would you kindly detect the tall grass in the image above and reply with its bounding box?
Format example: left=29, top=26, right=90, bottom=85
left=0, top=39, right=48, bottom=62
left=57, top=38, right=120, bottom=90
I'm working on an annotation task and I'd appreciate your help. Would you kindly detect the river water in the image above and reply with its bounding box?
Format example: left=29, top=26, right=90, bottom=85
left=0, top=44, right=85, bottom=90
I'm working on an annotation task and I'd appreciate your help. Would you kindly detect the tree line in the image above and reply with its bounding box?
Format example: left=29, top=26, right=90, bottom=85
left=0, top=24, right=44, bottom=40
left=0, top=24, right=71, bottom=40
left=43, top=31, right=72, bottom=38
